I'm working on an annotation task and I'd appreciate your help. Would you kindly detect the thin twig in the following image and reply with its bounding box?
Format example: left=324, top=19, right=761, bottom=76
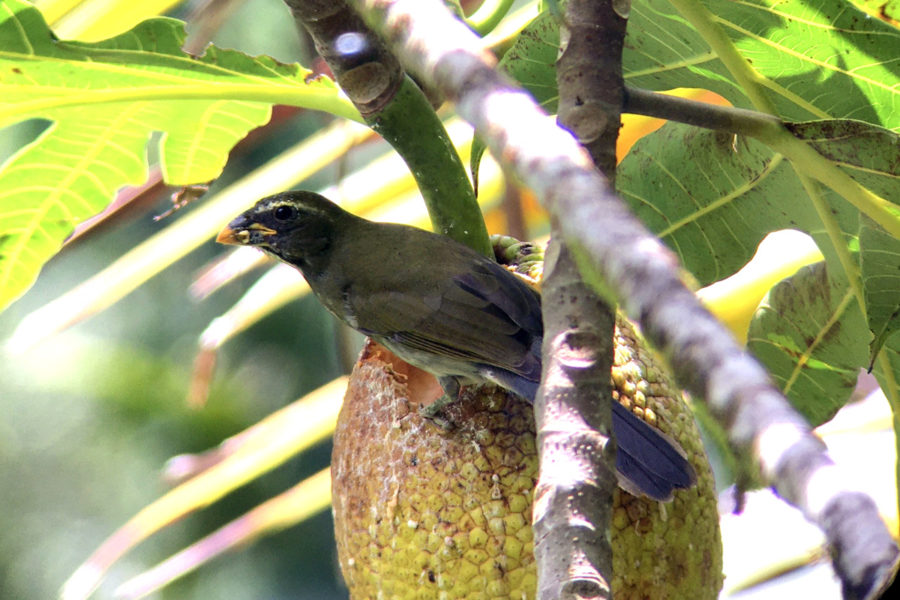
left=623, top=85, right=781, bottom=137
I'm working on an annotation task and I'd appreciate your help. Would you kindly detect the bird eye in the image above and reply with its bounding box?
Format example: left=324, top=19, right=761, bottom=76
left=274, top=205, right=295, bottom=221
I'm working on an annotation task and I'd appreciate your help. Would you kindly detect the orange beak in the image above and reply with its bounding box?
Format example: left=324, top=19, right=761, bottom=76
left=215, top=226, right=242, bottom=245
left=215, top=223, right=277, bottom=245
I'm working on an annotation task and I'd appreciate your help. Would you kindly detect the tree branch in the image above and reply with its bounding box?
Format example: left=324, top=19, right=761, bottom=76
left=534, top=239, right=615, bottom=600
left=348, top=1, right=900, bottom=598
left=532, top=1, right=629, bottom=597
left=623, top=85, right=782, bottom=137
left=557, top=1, right=626, bottom=177
left=282, top=0, right=491, bottom=256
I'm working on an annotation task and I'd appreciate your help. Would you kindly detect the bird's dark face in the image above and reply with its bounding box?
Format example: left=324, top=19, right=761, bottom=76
left=217, top=192, right=348, bottom=267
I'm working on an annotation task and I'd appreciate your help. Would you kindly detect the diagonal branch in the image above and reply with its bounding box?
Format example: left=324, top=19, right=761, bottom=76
left=349, top=1, right=900, bottom=598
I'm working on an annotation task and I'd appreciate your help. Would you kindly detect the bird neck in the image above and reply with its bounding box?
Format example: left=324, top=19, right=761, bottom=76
left=291, top=213, right=368, bottom=287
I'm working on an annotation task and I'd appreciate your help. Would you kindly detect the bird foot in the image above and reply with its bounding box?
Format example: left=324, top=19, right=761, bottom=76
left=418, top=393, right=458, bottom=430
left=418, top=376, right=463, bottom=430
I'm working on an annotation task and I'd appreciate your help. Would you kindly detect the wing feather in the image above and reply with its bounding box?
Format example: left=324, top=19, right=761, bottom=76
left=347, top=254, right=542, bottom=380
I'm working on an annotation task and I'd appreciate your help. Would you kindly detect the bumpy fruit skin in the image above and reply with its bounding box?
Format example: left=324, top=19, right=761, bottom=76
left=332, top=322, right=722, bottom=600
left=609, top=319, right=722, bottom=599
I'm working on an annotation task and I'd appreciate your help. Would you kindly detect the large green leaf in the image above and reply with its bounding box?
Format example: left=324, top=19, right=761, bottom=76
left=495, top=0, right=900, bottom=129
left=618, top=118, right=900, bottom=409
left=619, top=123, right=813, bottom=283
left=628, top=0, right=900, bottom=130
left=747, top=262, right=869, bottom=426
left=860, top=214, right=900, bottom=365
left=704, top=0, right=900, bottom=130
left=0, top=0, right=358, bottom=312
left=617, top=119, right=899, bottom=283
left=787, top=120, right=900, bottom=348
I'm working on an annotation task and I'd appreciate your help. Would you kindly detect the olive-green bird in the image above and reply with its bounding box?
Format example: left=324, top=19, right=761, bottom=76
left=217, top=191, right=696, bottom=501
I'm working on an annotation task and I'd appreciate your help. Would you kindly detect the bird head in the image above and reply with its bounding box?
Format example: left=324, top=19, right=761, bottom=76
left=216, top=191, right=349, bottom=267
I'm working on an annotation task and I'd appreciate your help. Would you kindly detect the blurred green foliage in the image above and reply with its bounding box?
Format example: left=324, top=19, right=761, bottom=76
left=0, top=1, right=350, bottom=597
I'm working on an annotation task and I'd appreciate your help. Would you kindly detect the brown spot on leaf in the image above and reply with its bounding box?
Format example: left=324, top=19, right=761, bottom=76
left=821, top=319, right=843, bottom=345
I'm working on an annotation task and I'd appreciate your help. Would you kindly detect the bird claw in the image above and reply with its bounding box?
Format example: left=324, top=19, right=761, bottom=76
left=418, top=376, right=463, bottom=430
left=418, top=393, right=457, bottom=430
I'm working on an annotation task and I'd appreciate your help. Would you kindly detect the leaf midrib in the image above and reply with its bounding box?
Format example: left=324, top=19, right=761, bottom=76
left=0, top=84, right=359, bottom=123
left=654, top=152, right=785, bottom=238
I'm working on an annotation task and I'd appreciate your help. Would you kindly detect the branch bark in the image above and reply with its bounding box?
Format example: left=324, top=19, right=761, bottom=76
left=556, top=0, right=625, bottom=177
left=282, top=0, right=491, bottom=256
left=534, top=239, right=615, bottom=600
left=532, top=1, right=629, bottom=597
left=349, top=1, right=900, bottom=598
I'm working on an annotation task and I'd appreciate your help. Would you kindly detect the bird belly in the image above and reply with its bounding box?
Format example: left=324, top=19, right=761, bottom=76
left=370, top=336, right=485, bottom=386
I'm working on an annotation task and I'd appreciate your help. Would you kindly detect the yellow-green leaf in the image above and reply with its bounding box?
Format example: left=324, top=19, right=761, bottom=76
left=0, top=0, right=359, bottom=312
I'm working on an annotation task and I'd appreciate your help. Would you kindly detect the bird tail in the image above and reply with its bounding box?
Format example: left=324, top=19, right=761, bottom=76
left=481, top=368, right=697, bottom=501
left=611, top=401, right=697, bottom=501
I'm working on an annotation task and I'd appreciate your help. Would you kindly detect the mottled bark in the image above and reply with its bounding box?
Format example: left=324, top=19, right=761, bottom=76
left=532, top=1, right=630, bottom=598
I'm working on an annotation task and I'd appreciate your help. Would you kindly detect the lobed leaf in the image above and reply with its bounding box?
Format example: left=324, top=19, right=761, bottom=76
left=0, top=0, right=358, bottom=312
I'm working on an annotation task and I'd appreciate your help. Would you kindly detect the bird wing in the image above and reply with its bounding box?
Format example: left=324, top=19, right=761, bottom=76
left=347, top=257, right=543, bottom=381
